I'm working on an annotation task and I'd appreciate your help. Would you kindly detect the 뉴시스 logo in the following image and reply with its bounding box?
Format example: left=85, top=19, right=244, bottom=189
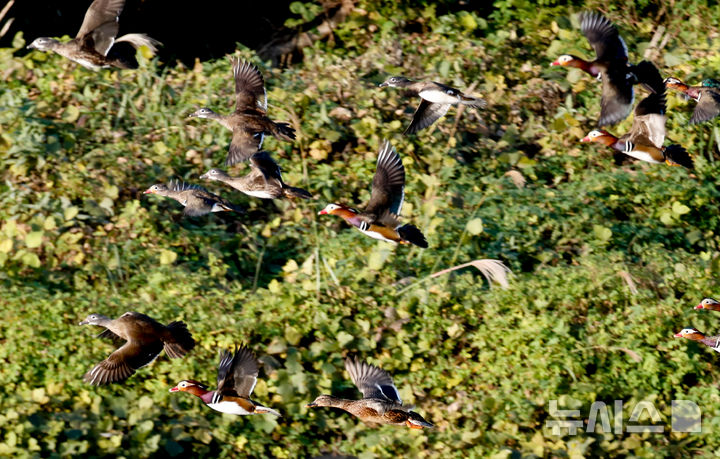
left=546, top=399, right=701, bottom=435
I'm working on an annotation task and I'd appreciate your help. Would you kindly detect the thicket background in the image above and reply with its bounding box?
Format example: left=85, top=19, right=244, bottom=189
left=2, top=0, right=720, bottom=457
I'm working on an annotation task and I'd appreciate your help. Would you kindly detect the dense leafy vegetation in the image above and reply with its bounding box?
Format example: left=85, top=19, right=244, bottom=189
left=2, top=0, right=720, bottom=457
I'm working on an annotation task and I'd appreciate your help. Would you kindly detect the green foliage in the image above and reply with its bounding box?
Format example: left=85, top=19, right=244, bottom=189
left=2, top=0, right=720, bottom=457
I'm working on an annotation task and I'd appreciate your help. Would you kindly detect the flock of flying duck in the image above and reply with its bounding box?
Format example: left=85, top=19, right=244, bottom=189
left=24, top=0, right=720, bottom=430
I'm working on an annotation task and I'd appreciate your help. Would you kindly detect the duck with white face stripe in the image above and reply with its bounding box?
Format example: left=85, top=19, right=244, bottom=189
left=675, top=328, right=720, bottom=353
left=580, top=62, right=693, bottom=170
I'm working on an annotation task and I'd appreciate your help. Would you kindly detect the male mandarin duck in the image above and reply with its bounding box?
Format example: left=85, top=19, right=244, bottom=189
left=318, top=140, right=428, bottom=248
left=696, top=298, right=720, bottom=311
left=27, top=0, right=160, bottom=70
left=580, top=62, right=694, bottom=169
left=306, top=358, right=433, bottom=429
left=200, top=151, right=312, bottom=200
left=143, top=180, right=244, bottom=217
left=79, top=312, right=195, bottom=385
left=551, top=12, right=657, bottom=126
left=378, top=76, right=485, bottom=134
left=664, top=77, right=720, bottom=124
left=188, top=58, right=295, bottom=166
left=674, top=328, right=720, bottom=353
left=170, top=345, right=281, bottom=417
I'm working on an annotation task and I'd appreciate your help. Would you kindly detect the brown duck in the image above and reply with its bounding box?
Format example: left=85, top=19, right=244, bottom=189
left=306, top=358, right=433, bottom=429
left=143, top=180, right=244, bottom=217
left=26, top=0, right=160, bottom=70
left=675, top=328, right=720, bottom=353
left=378, top=76, right=485, bottom=134
left=665, top=77, right=720, bottom=124
left=200, top=151, right=312, bottom=200
left=551, top=12, right=657, bottom=126
left=580, top=62, right=693, bottom=169
left=79, top=312, right=195, bottom=385
left=170, top=345, right=281, bottom=417
left=188, top=58, right=296, bottom=166
left=319, top=140, right=428, bottom=248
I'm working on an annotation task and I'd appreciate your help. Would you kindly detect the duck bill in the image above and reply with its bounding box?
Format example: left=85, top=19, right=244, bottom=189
left=674, top=332, right=683, bottom=338
left=580, top=135, right=592, bottom=143
left=305, top=402, right=317, bottom=408
left=695, top=304, right=704, bottom=310
left=169, top=386, right=179, bottom=392
left=199, top=173, right=208, bottom=180
left=142, top=189, right=154, bottom=194
left=186, top=113, right=197, bottom=118
left=549, top=61, right=560, bottom=66
left=318, top=209, right=328, bottom=215
left=79, top=319, right=89, bottom=325
left=378, top=82, right=388, bottom=88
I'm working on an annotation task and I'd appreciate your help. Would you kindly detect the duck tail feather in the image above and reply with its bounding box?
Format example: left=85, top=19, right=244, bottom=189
left=397, top=224, right=428, bottom=248
left=164, top=321, right=196, bottom=358
left=272, top=122, right=296, bottom=142
left=664, top=145, right=694, bottom=169
left=115, top=34, right=162, bottom=55
left=282, top=185, right=313, bottom=200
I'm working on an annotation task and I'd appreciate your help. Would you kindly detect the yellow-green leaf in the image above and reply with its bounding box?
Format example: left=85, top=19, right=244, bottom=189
left=466, top=218, right=484, bottom=235
left=159, top=250, right=177, bottom=265
left=25, top=231, right=43, bottom=248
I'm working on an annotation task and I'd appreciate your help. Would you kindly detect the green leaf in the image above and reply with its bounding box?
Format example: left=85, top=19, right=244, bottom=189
left=25, top=231, right=43, bottom=249
left=671, top=201, right=690, bottom=216
left=593, top=225, right=612, bottom=242
left=466, top=218, right=484, bottom=235
left=62, top=106, right=80, bottom=123
left=159, top=250, right=177, bottom=265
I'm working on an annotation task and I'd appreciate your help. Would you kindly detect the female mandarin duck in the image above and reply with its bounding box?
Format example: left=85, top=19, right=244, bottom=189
left=664, top=77, right=720, bottom=124
left=319, top=140, right=428, bottom=248
left=378, top=76, right=485, bottom=134
left=696, top=298, right=720, bottom=311
left=27, top=0, right=160, bottom=70
left=306, top=358, right=433, bottom=429
left=675, top=328, right=720, bottom=353
left=551, top=12, right=657, bottom=126
left=580, top=63, right=694, bottom=169
left=79, top=312, right=195, bottom=385
left=200, top=151, right=312, bottom=200
left=188, top=58, right=295, bottom=166
left=143, top=180, right=244, bottom=217
left=170, top=345, right=281, bottom=417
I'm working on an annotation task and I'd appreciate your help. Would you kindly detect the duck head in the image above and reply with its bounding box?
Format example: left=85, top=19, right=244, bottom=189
left=143, top=184, right=170, bottom=196
left=187, top=108, right=218, bottom=119
left=696, top=298, right=720, bottom=311
left=379, top=76, right=413, bottom=88
left=318, top=203, right=356, bottom=217
left=674, top=328, right=706, bottom=341
left=406, top=411, right=434, bottom=429
left=306, top=394, right=344, bottom=408
left=199, top=169, right=230, bottom=182
left=27, top=37, right=60, bottom=51
left=664, top=77, right=689, bottom=91
left=550, top=54, right=584, bottom=67
left=580, top=129, right=616, bottom=146
left=169, top=379, right=209, bottom=394
left=79, top=313, right=110, bottom=326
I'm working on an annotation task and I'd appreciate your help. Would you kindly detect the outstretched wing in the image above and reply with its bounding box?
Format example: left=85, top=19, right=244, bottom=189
left=232, top=59, right=267, bottom=112
left=228, top=129, right=263, bottom=166
left=249, top=151, right=283, bottom=183
left=215, top=346, right=260, bottom=399
left=405, top=100, right=451, bottom=134
left=84, top=340, right=162, bottom=385
left=76, top=0, right=124, bottom=55
left=345, top=358, right=402, bottom=404
left=364, top=141, right=405, bottom=218
left=580, top=12, right=628, bottom=63
left=691, top=89, right=720, bottom=124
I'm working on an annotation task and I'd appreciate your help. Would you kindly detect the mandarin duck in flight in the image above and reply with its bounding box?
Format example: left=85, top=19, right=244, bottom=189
left=675, top=328, right=720, bottom=353
left=306, top=358, right=433, bottom=429
left=200, top=151, right=312, bottom=200
left=319, top=140, right=428, bottom=248
left=188, top=58, right=295, bottom=166
left=79, top=312, right=195, bottom=385
left=378, top=76, right=485, bottom=134
left=170, top=345, right=281, bottom=417
left=551, top=12, right=657, bottom=126
left=27, top=0, right=160, bottom=70
left=664, top=77, right=720, bottom=124
left=143, top=180, right=244, bottom=217
left=580, top=62, right=693, bottom=169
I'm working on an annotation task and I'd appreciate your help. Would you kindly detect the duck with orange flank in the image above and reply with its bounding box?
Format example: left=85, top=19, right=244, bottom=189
left=580, top=62, right=694, bottom=169
left=319, top=140, right=428, bottom=248
left=674, top=328, right=720, bottom=353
